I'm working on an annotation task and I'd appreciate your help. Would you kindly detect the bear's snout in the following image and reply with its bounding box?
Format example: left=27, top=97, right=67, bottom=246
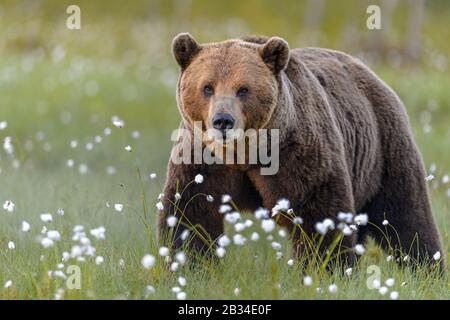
left=212, top=113, right=235, bottom=137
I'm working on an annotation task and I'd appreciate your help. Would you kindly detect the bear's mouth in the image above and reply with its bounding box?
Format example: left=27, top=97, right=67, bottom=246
left=205, top=128, right=243, bottom=145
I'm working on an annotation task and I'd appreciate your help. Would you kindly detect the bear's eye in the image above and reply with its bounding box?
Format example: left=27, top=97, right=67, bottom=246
left=237, top=86, right=249, bottom=98
left=203, top=85, right=214, bottom=97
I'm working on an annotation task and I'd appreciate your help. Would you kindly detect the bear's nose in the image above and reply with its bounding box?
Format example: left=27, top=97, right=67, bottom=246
left=212, top=113, right=235, bottom=132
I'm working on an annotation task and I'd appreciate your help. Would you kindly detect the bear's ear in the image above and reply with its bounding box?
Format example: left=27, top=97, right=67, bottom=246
left=259, top=37, right=290, bottom=73
left=172, top=33, right=201, bottom=70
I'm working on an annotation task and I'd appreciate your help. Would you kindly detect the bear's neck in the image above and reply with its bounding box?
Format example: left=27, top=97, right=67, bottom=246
left=264, top=72, right=297, bottom=142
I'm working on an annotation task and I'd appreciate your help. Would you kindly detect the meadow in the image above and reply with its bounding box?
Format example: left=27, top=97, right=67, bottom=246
left=0, top=1, right=449, bottom=299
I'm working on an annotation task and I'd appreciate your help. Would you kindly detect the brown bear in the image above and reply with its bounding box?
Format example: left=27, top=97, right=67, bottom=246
left=158, top=33, right=444, bottom=268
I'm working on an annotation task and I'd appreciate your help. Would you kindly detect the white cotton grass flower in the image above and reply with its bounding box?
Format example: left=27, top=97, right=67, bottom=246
left=46, top=230, right=61, bottom=241
left=234, top=222, right=246, bottom=232
left=224, top=212, right=240, bottom=224
left=293, top=217, right=303, bottom=225
left=425, top=174, right=434, bottom=181
left=124, top=145, right=132, bottom=152
left=354, top=213, right=368, bottom=226
left=3, top=136, right=14, bottom=154
left=315, top=219, right=335, bottom=235
left=221, top=194, right=231, bottom=203
left=250, top=232, right=260, bottom=241
left=433, top=251, right=441, bottom=261
left=145, top=285, right=156, bottom=296
left=90, top=226, right=106, bottom=240
left=54, top=288, right=65, bottom=300
left=41, top=237, right=54, bottom=248
left=131, top=131, right=140, bottom=139
left=340, top=224, right=353, bottom=236
left=57, top=208, right=65, bottom=216
left=372, top=279, right=381, bottom=289
left=385, top=278, right=395, bottom=287
left=337, top=212, right=353, bottom=223
left=178, top=276, right=187, bottom=287
left=0, top=121, right=8, bottom=130
left=156, top=201, right=164, bottom=211
left=218, top=202, right=234, bottom=214
left=119, top=258, right=125, bottom=269
left=216, top=247, right=226, bottom=258
left=70, top=140, right=78, bottom=148
left=278, top=229, right=287, bottom=238
left=166, top=216, right=178, bottom=228
left=78, top=164, right=88, bottom=174
left=95, top=256, right=104, bottom=265
left=112, top=116, right=125, bottom=128
left=218, top=235, right=231, bottom=247
left=4, top=280, right=13, bottom=289
left=41, top=226, right=48, bottom=234
left=158, top=246, right=170, bottom=257
left=21, top=221, right=31, bottom=232
left=86, top=142, right=94, bottom=151
left=40, top=213, right=53, bottom=223
left=180, top=229, right=190, bottom=241
left=3, top=200, right=15, bottom=213
left=177, top=292, right=187, bottom=300
left=271, top=198, right=290, bottom=217
left=149, top=173, right=157, bottom=179
left=8, top=241, right=15, bottom=250
left=62, top=252, right=70, bottom=262
left=261, top=219, right=276, bottom=233
left=219, top=204, right=232, bottom=214
left=194, top=174, right=204, bottom=184
left=70, top=245, right=83, bottom=258
left=354, top=244, right=365, bottom=255
left=170, top=262, right=179, bottom=272
left=174, top=193, right=181, bottom=201
left=271, top=242, right=282, bottom=251
left=104, top=127, right=112, bottom=136
left=113, top=203, right=124, bottom=212
left=303, top=276, right=313, bottom=286
left=233, top=234, right=246, bottom=246
left=328, top=284, right=338, bottom=293
left=244, top=219, right=253, bottom=228
left=442, top=175, right=449, bottom=184
left=378, top=286, right=388, bottom=295
left=390, top=291, right=399, bottom=300
left=141, top=254, right=156, bottom=269
left=345, top=268, right=353, bottom=276
left=382, top=219, right=389, bottom=226
left=171, top=286, right=181, bottom=293
left=387, top=255, right=394, bottom=262
left=66, top=159, right=75, bottom=168
left=175, top=252, right=186, bottom=265
left=287, top=259, right=294, bottom=266
left=254, top=208, right=269, bottom=219
left=234, top=288, right=240, bottom=296
left=206, top=195, right=214, bottom=202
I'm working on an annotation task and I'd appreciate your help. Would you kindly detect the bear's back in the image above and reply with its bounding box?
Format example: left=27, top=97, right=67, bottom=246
left=290, top=47, right=386, bottom=210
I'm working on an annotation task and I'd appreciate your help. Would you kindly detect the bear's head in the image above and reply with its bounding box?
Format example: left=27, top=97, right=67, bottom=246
left=172, top=33, right=290, bottom=144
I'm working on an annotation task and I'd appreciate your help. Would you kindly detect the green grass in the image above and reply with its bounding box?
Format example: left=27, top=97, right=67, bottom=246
left=0, top=1, right=449, bottom=300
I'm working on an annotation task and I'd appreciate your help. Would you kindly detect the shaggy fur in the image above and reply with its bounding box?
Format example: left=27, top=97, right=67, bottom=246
left=158, top=33, right=444, bottom=268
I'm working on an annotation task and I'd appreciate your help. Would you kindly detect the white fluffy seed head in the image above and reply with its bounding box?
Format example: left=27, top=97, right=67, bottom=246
left=141, top=254, right=156, bottom=269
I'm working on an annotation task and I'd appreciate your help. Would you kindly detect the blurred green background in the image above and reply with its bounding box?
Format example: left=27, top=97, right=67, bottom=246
left=0, top=0, right=449, bottom=299
left=0, top=0, right=449, bottom=246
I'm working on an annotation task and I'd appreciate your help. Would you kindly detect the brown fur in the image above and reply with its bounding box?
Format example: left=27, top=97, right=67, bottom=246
left=159, top=33, right=444, bottom=268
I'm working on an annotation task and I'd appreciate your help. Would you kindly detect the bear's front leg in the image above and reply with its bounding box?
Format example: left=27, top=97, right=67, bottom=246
left=248, top=161, right=357, bottom=268
left=158, top=160, right=252, bottom=253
